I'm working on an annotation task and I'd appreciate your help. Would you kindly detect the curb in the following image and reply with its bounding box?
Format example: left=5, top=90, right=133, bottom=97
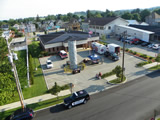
left=107, top=78, right=128, bottom=85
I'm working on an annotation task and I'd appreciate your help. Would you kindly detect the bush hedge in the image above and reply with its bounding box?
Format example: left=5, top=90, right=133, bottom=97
left=136, top=60, right=152, bottom=67
left=101, top=65, right=122, bottom=79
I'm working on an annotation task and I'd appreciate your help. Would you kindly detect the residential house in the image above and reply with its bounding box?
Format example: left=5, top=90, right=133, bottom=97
left=13, top=24, right=20, bottom=30
left=39, top=31, right=99, bottom=53
left=10, top=37, right=27, bottom=51
left=81, top=17, right=128, bottom=37
left=65, top=18, right=81, bottom=31
left=145, top=12, right=160, bottom=26
left=1, top=24, right=9, bottom=31
left=26, top=24, right=36, bottom=32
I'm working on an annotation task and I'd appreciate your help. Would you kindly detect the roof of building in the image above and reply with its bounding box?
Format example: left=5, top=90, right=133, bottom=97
left=126, top=20, right=139, bottom=25
left=84, top=17, right=119, bottom=26
left=129, top=25, right=160, bottom=35
left=11, top=37, right=26, bottom=43
left=39, top=31, right=98, bottom=45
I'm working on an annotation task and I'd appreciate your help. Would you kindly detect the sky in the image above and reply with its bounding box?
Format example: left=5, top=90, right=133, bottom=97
left=0, top=0, right=160, bottom=20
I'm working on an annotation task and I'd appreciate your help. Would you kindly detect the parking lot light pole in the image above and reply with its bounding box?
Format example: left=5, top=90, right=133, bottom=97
left=121, top=31, right=127, bottom=82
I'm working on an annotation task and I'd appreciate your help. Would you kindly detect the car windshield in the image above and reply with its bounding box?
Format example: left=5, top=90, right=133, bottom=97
left=62, top=53, right=67, bottom=56
left=47, top=62, right=52, bottom=64
left=70, top=93, right=77, bottom=100
left=113, top=53, right=118, bottom=56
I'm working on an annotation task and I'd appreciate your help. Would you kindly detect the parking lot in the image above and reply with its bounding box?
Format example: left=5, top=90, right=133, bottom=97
left=39, top=49, right=151, bottom=94
left=106, top=38, right=160, bottom=57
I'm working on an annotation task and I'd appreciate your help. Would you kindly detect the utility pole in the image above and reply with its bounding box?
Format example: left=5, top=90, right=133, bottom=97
left=121, top=31, right=127, bottom=82
left=6, top=37, right=25, bottom=109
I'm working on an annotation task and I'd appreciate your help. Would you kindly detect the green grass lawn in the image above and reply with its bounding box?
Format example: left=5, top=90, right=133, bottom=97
left=0, top=94, right=70, bottom=120
left=149, top=65, right=160, bottom=70
left=109, top=76, right=126, bottom=84
left=22, top=58, right=47, bottom=99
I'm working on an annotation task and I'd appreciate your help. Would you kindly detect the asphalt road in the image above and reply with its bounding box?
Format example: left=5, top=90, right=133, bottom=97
left=33, top=70, right=160, bottom=120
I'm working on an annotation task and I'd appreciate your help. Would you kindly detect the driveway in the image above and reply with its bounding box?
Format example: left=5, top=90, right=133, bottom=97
left=39, top=49, right=151, bottom=94
left=106, top=38, right=159, bottom=57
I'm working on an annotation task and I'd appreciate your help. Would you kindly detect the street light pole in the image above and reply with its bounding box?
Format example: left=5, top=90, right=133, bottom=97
left=121, top=31, right=127, bottom=82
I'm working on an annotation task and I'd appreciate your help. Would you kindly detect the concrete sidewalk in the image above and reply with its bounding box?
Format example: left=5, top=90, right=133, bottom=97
left=143, top=62, right=160, bottom=69
left=0, top=90, right=70, bottom=112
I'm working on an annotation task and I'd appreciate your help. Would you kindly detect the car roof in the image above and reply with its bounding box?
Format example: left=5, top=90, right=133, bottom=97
left=47, top=60, right=51, bottom=62
left=76, top=90, right=88, bottom=96
left=60, top=50, right=66, bottom=54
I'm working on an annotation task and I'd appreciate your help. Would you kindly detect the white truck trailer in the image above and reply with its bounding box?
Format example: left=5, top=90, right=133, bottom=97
left=107, top=44, right=120, bottom=54
left=91, top=42, right=107, bottom=54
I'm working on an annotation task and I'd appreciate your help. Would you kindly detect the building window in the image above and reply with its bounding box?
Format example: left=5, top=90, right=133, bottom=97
left=48, top=48, right=51, bottom=52
left=108, top=26, right=111, bottom=30
left=100, top=26, right=103, bottom=30
left=52, top=48, right=55, bottom=52
left=96, top=26, right=99, bottom=29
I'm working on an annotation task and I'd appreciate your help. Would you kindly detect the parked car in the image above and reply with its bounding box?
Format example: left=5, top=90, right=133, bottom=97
left=46, top=60, right=53, bottom=69
left=129, top=38, right=140, bottom=44
left=64, top=90, right=90, bottom=109
left=141, top=42, right=151, bottom=46
left=125, top=39, right=132, bottom=43
left=58, top=50, right=68, bottom=59
left=104, top=51, right=119, bottom=61
left=133, top=40, right=144, bottom=45
left=152, top=44, right=160, bottom=50
left=9, top=108, right=34, bottom=120
left=147, top=43, right=154, bottom=48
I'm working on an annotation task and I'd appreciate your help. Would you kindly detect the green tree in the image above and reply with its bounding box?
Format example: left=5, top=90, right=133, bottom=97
left=95, top=12, right=102, bottom=18
left=154, top=9, right=160, bottom=15
left=0, top=37, right=8, bottom=65
left=132, top=13, right=141, bottom=21
left=51, top=82, right=61, bottom=99
left=121, top=12, right=133, bottom=20
left=87, top=10, right=92, bottom=19
left=36, top=14, right=40, bottom=22
left=0, top=73, right=16, bottom=105
left=101, top=35, right=106, bottom=41
left=140, top=9, right=150, bottom=22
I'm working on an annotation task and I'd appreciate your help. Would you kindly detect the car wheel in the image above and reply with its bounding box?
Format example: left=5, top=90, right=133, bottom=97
left=68, top=105, right=72, bottom=109
left=83, top=100, right=87, bottom=104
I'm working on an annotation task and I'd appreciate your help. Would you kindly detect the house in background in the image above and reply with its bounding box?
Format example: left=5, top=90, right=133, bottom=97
left=13, top=24, right=20, bottom=30
left=145, top=12, right=160, bottom=26
left=1, top=24, right=9, bottom=31
left=10, top=37, right=27, bottom=51
left=26, top=24, right=36, bottom=32
left=81, top=17, right=128, bottom=37
left=126, top=20, right=139, bottom=25
left=39, top=31, right=99, bottom=53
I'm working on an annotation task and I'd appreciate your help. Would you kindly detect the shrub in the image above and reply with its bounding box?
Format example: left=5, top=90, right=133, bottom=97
left=149, top=57, right=153, bottom=60
left=133, top=51, right=137, bottom=55
left=129, top=50, right=133, bottom=53
left=125, top=48, right=129, bottom=52
left=60, top=84, right=70, bottom=90
left=136, top=60, right=152, bottom=67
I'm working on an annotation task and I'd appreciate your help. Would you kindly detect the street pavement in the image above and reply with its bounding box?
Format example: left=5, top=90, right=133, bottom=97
left=33, top=70, right=160, bottom=120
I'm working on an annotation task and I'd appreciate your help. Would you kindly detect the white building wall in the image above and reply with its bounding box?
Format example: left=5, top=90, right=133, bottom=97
left=115, top=25, right=153, bottom=42
left=88, top=18, right=128, bottom=36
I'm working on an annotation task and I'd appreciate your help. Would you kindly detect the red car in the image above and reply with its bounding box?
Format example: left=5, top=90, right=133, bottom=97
left=129, top=38, right=140, bottom=44
left=59, top=50, right=68, bottom=59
